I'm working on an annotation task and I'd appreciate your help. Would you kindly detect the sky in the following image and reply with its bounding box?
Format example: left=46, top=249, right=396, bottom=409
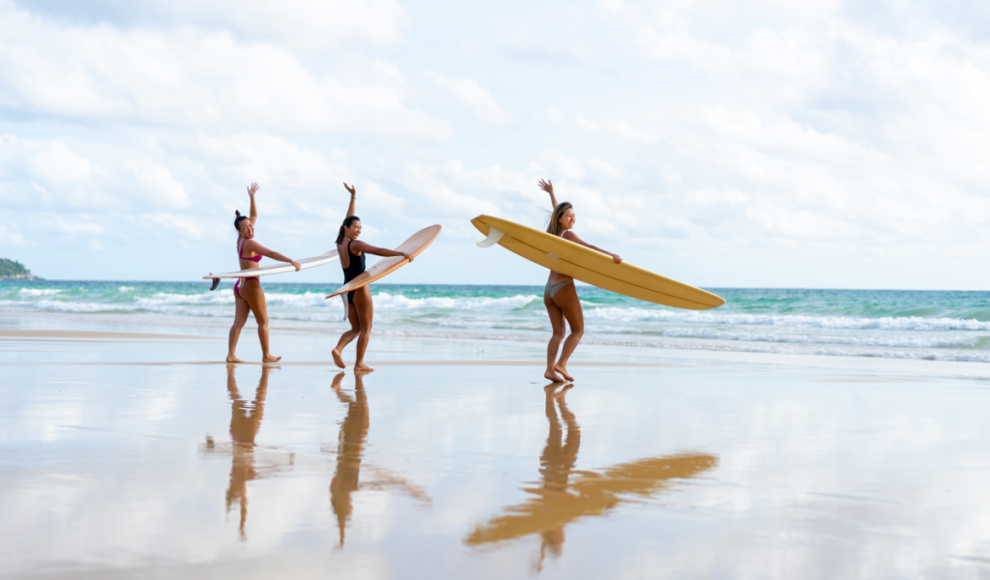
left=1, top=0, right=990, bottom=289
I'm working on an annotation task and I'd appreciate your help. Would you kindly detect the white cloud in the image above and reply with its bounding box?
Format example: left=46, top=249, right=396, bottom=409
left=46, top=215, right=104, bottom=236
left=574, top=113, right=659, bottom=145
left=10, top=0, right=406, bottom=49
left=0, top=223, right=24, bottom=245
left=141, top=213, right=203, bottom=239
left=0, top=2, right=447, bottom=138
left=431, top=73, right=511, bottom=125
left=126, top=160, right=189, bottom=209
left=0, top=136, right=114, bottom=209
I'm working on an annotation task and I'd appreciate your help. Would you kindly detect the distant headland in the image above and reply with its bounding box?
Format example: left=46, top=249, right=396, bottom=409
left=0, top=258, right=42, bottom=280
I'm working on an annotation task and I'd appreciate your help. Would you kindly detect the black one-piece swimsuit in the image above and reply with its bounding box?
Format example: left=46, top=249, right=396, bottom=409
left=342, top=239, right=366, bottom=305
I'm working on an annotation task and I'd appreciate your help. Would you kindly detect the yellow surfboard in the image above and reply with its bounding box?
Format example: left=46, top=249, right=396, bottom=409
left=471, top=215, right=724, bottom=310
left=325, top=225, right=442, bottom=300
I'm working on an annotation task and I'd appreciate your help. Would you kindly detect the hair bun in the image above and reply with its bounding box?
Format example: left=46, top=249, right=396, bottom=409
left=235, top=210, right=241, bottom=217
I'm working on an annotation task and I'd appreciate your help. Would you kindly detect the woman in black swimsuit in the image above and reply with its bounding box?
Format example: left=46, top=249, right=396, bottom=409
left=539, top=179, right=622, bottom=383
left=331, top=183, right=413, bottom=373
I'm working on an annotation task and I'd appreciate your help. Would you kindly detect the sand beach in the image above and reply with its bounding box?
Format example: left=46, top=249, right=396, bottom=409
left=4, top=309, right=990, bottom=579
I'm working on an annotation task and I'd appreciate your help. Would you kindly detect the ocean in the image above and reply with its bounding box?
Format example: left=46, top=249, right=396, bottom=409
left=4, top=280, right=990, bottom=362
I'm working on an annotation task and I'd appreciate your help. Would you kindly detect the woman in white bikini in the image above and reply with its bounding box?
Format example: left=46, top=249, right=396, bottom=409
left=539, top=179, right=622, bottom=383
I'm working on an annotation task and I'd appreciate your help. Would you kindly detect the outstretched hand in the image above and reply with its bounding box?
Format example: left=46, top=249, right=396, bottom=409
left=612, top=254, right=623, bottom=264
left=292, top=260, right=302, bottom=271
left=538, top=179, right=553, bottom=196
left=343, top=182, right=356, bottom=197
left=247, top=182, right=260, bottom=197
left=402, top=252, right=414, bottom=262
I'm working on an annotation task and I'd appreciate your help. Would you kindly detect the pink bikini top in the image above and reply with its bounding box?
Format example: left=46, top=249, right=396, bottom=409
left=238, top=239, right=262, bottom=263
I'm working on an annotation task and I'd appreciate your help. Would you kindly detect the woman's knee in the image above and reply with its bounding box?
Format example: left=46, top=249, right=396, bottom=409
left=569, top=323, right=584, bottom=337
left=551, top=328, right=565, bottom=341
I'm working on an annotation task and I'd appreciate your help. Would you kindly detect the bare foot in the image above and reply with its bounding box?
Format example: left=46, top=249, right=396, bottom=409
left=226, top=355, right=245, bottom=363
left=545, top=369, right=564, bottom=383
left=331, top=348, right=346, bottom=369
left=262, top=355, right=282, bottom=364
left=354, top=363, right=375, bottom=374
left=554, top=364, right=574, bottom=382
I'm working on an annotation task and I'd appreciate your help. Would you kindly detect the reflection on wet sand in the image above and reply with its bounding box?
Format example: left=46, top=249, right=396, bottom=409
left=330, top=371, right=369, bottom=546
left=466, top=384, right=718, bottom=567
left=201, top=364, right=295, bottom=541
left=328, top=372, right=431, bottom=547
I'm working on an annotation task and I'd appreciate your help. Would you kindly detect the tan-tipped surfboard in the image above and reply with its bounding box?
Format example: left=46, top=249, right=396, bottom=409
left=203, top=249, right=340, bottom=290
left=471, top=215, right=724, bottom=310
left=325, top=225, right=442, bottom=299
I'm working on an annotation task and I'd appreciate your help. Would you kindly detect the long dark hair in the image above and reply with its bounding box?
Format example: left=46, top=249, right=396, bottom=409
left=336, top=215, right=361, bottom=244
left=546, top=202, right=572, bottom=236
left=234, top=210, right=249, bottom=232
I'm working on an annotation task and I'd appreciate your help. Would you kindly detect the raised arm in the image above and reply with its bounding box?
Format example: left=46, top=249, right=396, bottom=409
left=538, top=179, right=559, bottom=209
left=562, top=231, right=623, bottom=264
left=247, top=183, right=259, bottom=225
left=343, top=182, right=357, bottom=218
left=350, top=240, right=413, bottom=262
left=241, top=240, right=302, bottom=270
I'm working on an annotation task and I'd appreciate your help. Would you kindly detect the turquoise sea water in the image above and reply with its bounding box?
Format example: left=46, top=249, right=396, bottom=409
left=5, top=280, right=990, bottom=362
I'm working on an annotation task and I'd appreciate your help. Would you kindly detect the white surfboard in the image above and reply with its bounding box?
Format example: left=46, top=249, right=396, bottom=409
left=203, top=249, right=339, bottom=290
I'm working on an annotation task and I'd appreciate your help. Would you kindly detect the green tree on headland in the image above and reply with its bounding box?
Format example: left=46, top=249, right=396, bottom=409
left=0, top=258, right=35, bottom=279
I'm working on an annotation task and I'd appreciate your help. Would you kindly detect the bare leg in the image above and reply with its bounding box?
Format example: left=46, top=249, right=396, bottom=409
left=352, top=287, right=375, bottom=373
left=227, top=295, right=251, bottom=363
left=543, top=293, right=565, bottom=383
left=240, top=279, right=281, bottom=363
left=551, top=283, right=583, bottom=381
left=332, top=300, right=360, bottom=369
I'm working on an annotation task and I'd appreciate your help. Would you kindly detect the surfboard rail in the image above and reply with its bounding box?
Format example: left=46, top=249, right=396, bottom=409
left=471, top=215, right=724, bottom=310
left=203, top=249, right=339, bottom=290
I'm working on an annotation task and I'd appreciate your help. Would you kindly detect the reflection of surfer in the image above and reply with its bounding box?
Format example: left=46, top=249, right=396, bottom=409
left=329, top=371, right=369, bottom=547
left=225, top=363, right=270, bottom=541
left=538, top=383, right=580, bottom=563
left=226, top=183, right=301, bottom=364
left=325, top=372, right=433, bottom=548
left=538, top=179, right=622, bottom=383
left=464, top=387, right=718, bottom=559
left=331, top=183, right=413, bottom=373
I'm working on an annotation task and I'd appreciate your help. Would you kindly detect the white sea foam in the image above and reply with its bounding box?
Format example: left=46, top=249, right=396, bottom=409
left=18, top=288, right=61, bottom=296
left=31, top=299, right=115, bottom=312
left=581, top=306, right=990, bottom=331
left=648, top=327, right=979, bottom=348
left=372, top=292, right=540, bottom=311
left=373, top=329, right=990, bottom=363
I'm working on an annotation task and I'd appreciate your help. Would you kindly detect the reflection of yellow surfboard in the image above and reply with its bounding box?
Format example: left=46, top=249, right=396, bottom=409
left=471, top=215, right=724, bottom=310
left=465, top=453, right=718, bottom=546
left=325, top=225, right=441, bottom=299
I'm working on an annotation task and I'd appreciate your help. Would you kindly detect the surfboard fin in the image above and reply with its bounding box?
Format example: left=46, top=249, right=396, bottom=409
left=209, top=278, right=220, bottom=291
left=340, top=294, right=348, bottom=321
left=476, top=226, right=506, bottom=248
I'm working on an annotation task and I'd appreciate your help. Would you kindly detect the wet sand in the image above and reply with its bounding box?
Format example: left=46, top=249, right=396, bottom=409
left=4, top=320, right=990, bottom=579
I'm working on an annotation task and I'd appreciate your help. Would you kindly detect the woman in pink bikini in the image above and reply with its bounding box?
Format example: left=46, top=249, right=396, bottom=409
left=538, top=179, right=622, bottom=383
left=226, top=183, right=301, bottom=364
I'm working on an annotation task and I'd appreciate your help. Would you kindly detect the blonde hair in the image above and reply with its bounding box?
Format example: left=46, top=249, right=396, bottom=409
left=546, top=202, right=572, bottom=236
